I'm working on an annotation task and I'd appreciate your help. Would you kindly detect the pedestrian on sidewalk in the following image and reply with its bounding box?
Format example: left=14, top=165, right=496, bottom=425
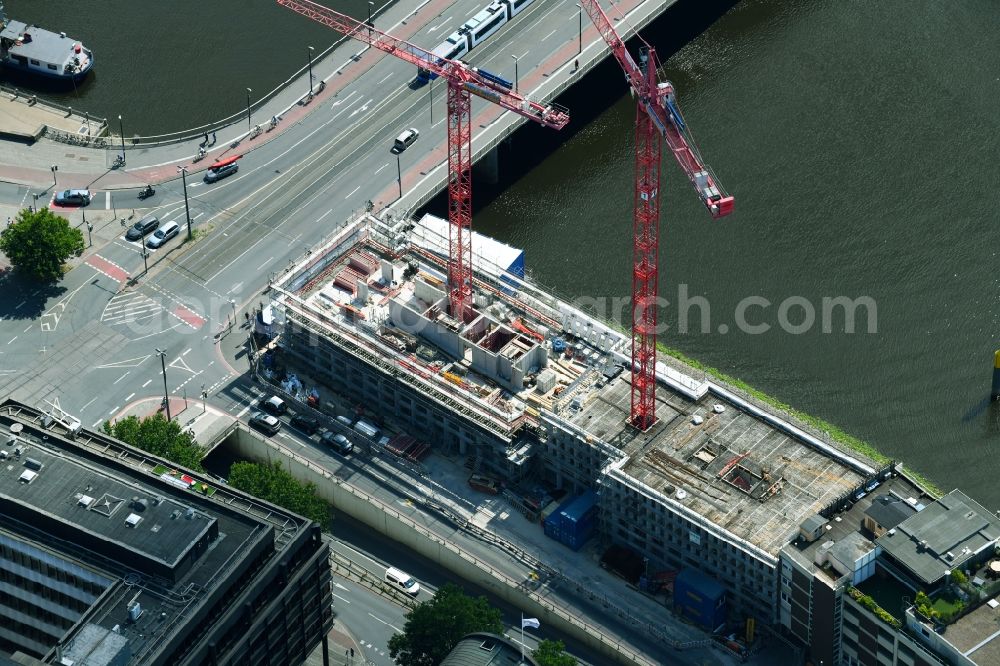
left=203, top=131, right=209, bottom=145
left=574, top=59, right=579, bottom=71
left=211, top=131, right=217, bottom=145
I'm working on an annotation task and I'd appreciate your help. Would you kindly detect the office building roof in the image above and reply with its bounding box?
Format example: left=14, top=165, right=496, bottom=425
left=877, top=489, right=1000, bottom=585
left=864, top=493, right=916, bottom=530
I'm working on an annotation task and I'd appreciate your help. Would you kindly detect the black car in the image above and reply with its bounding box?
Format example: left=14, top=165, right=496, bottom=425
left=290, top=414, right=320, bottom=435
left=125, top=215, right=159, bottom=241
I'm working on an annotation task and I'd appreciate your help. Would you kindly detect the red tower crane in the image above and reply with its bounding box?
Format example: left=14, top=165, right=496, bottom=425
left=579, top=1, right=734, bottom=430
left=277, top=0, right=569, bottom=321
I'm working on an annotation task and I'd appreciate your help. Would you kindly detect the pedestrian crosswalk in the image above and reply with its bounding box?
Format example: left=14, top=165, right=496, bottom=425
left=101, top=292, right=163, bottom=325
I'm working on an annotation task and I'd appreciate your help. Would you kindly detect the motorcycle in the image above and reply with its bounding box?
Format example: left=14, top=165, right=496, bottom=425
left=138, top=185, right=155, bottom=200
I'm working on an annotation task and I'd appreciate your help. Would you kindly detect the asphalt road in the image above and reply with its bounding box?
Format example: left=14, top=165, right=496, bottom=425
left=0, top=0, right=587, bottom=431
left=0, top=3, right=684, bottom=664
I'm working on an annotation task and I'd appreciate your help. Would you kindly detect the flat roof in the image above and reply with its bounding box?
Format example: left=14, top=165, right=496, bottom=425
left=935, top=598, right=1000, bottom=665
left=0, top=401, right=310, bottom=663
left=878, top=490, right=1000, bottom=585
left=0, top=442, right=213, bottom=572
left=589, top=375, right=867, bottom=557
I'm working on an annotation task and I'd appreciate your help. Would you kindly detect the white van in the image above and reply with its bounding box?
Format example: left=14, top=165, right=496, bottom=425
left=391, top=128, right=419, bottom=154
left=385, top=567, right=420, bottom=595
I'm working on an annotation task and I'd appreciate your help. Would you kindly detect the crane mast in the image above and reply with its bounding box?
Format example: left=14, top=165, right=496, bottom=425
left=277, top=0, right=569, bottom=320
left=579, top=0, right=734, bottom=430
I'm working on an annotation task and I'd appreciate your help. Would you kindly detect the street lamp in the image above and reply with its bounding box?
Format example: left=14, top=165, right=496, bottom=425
left=368, top=1, right=374, bottom=36
left=140, top=247, right=149, bottom=276
left=201, top=384, right=207, bottom=414
left=177, top=166, right=192, bottom=239
left=575, top=4, right=582, bottom=55
left=32, top=193, right=38, bottom=212
left=396, top=153, right=402, bottom=199
left=118, top=115, right=126, bottom=163
left=307, top=46, right=315, bottom=96
left=155, top=348, right=171, bottom=421
left=511, top=54, right=519, bottom=93
left=246, top=88, right=253, bottom=133
left=428, top=79, right=433, bottom=124
left=50, top=165, right=57, bottom=190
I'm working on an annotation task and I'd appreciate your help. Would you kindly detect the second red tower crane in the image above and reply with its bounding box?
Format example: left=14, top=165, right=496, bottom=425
left=580, top=1, right=735, bottom=430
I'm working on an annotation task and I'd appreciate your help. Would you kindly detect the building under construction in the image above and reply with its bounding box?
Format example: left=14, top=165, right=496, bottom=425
left=270, top=212, right=890, bottom=625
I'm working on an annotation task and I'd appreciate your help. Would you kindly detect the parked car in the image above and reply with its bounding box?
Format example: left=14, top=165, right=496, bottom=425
left=54, top=189, right=91, bottom=206
left=290, top=414, right=320, bottom=435
left=468, top=474, right=501, bottom=495
left=249, top=412, right=281, bottom=436
left=260, top=396, right=287, bottom=416
left=125, top=214, right=159, bottom=241
left=321, top=431, right=354, bottom=455
left=146, top=220, right=179, bottom=248
left=391, top=128, right=419, bottom=154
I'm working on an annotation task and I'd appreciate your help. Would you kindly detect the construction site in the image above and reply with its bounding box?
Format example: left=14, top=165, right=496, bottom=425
left=263, top=206, right=887, bottom=628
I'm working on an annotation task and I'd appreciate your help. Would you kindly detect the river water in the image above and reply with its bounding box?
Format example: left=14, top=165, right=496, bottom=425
left=473, top=0, right=1000, bottom=505
left=10, top=0, right=1000, bottom=504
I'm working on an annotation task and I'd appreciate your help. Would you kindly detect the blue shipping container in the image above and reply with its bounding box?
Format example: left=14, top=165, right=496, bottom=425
left=673, top=568, right=727, bottom=631
left=544, top=491, right=598, bottom=551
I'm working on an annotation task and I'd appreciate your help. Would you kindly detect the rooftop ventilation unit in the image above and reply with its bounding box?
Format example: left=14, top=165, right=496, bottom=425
left=125, top=513, right=142, bottom=528
left=945, top=551, right=955, bottom=561
left=19, top=469, right=37, bottom=484
left=127, top=601, right=142, bottom=622
left=24, top=457, right=43, bottom=471
left=78, top=495, right=94, bottom=508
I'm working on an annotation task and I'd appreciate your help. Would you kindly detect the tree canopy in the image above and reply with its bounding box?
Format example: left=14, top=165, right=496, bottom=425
left=388, top=583, right=503, bottom=666
left=227, top=460, right=330, bottom=526
left=103, top=413, right=204, bottom=471
left=0, top=208, right=84, bottom=280
left=533, top=639, right=577, bottom=666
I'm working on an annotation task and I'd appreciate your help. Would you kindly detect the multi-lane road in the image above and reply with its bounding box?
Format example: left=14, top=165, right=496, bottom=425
left=0, top=2, right=730, bottom=664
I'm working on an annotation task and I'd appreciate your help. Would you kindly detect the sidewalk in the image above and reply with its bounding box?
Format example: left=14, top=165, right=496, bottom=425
left=0, top=0, right=454, bottom=194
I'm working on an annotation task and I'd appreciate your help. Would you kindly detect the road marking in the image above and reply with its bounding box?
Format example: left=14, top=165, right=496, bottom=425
left=108, top=406, right=119, bottom=415
left=378, top=73, right=394, bottom=85
left=15, top=301, right=24, bottom=309
left=329, top=90, right=359, bottom=111
left=367, top=613, right=402, bottom=633
left=543, top=28, right=557, bottom=41
left=125, top=393, right=135, bottom=402
left=374, top=163, right=388, bottom=175
left=428, top=16, right=451, bottom=32
left=182, top=348, right=192, bottom=356
left=345, top=185, right=360, bottom=199
left=194, top=212, right=205, bottom=219
left=256, top=256, right=274, bottom=271
left=317, top=209, right=333, bottom=222
left=170, top=304, right=206, bottom=330
left=113, top=371, right=130, bottom=384
left=349, top=99, right=373, bottom=118
left=331, top=592, right=352, bottom=604
left=96, top=355, right=151, bottom=369
left=142, top=379, right=152, bottom=388
left=7, top=336, right=16, bottom=344
left=22, top=324, right=30, bottom=332
left=92, top=419, right=103, bottom=428
left=86, top=255, right=129, bottom=283
left=105, top=191, right=111, bottom=209
left=80, top=397, right=98, bottom=411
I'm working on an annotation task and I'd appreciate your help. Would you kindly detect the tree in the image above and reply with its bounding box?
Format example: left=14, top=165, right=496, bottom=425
left=533, top=640, right=577, bottom=666
left=388, top=583, right=503, bottom=666
left=0, top=208, right=84, bottom=280
left=227, top=461, right=330, bottom=526
left=103, top=413, right=204, bottom=471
